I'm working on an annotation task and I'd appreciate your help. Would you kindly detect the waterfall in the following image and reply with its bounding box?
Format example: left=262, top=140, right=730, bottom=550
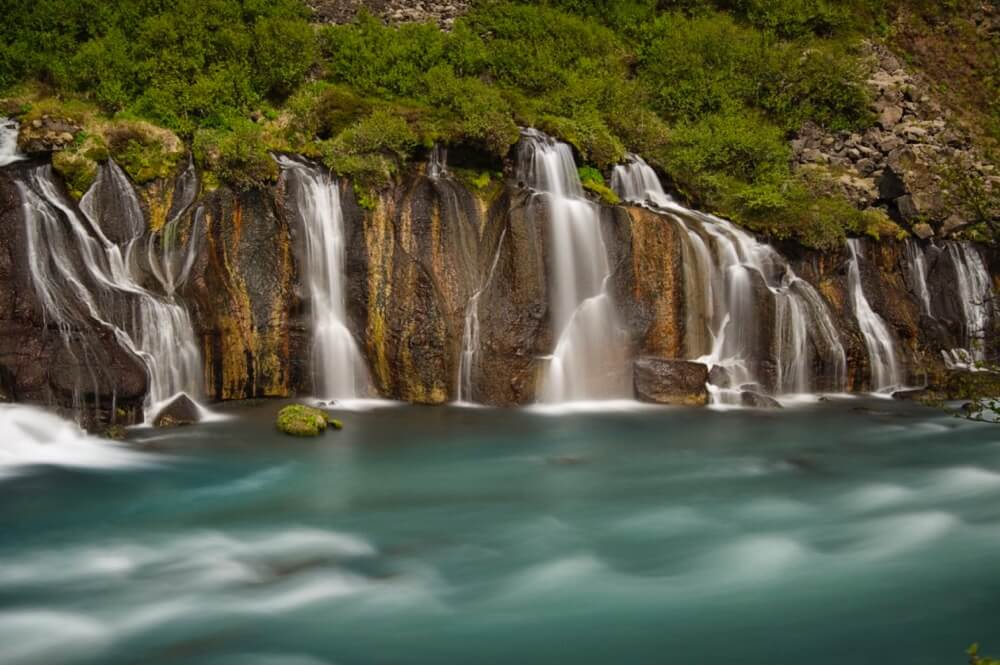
left=902, top=240, right=993, bottom=369
left=612, top=156, right=847, bottom=399
left=610, top=154, right=673, bottom=208
left=946, top=243, right=992, bottom=363
left=904, top=239, right=933, bottom=317
left=518, top=129, right=628, bottom=403
left=16, top=164, right=202, bottom=419
left=457, top=229, right=507, bottom=403
left=147, top=158, right=201, bottom=297
left=847, top=239, right=902, bottom=391
left=427, top=144, right=448, bottom=180
left=277, top=157, right=369, bottom=400
left=0, top=118, right=24, bottom=167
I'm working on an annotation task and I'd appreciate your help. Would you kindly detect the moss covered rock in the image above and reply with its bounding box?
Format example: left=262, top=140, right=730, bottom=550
left=276, top=404, right=343, bottom=437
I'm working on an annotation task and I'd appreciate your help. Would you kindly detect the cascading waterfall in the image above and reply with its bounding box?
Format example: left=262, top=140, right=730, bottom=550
left=277, top=157, right=370, bottom=400
left=610, top=154, right=673, bottom=208
left=612, top=156, right=847, bottom=399
left=904, top=239, right=933, bottom=317
left=17, top=164, right=202, bottom=418
left=847, top=239, right=902, bottom=391
left=457, top=229, right=507, bottom=403
left=0, top=117, right=24, bottom=167
left=147, top=158, right=202, bottom=297
left=518, top=129, right=628, bottom=403
left=427, top=144, right=448, bottom=180
left=946, top=242, right=992, bottom=364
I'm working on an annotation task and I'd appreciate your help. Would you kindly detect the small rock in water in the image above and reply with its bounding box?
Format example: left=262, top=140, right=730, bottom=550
left=708, top=365, right=732, bottom=389
left=741, top=391, right=783, bottom=409
left=153, top=394, right=201, bottom=428
left=276, top=404, right=341, bottom=437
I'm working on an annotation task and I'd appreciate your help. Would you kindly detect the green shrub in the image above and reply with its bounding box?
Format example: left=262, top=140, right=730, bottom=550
left=193, top=120, right=277, bottom=190
left=578, top=165, right=621, bottom=205
left=541, top=113, right=626, bottom=169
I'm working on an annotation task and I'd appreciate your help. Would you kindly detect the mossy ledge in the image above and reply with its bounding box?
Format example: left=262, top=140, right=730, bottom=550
left=276, top=404, right=343, bottom=437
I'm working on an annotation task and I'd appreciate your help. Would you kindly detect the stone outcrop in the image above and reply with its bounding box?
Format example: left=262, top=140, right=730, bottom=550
left=351, top=170, right=483, bottom=403
left=16, top=115, right=82, bottom=153
left=0, top=144, right=997, bottom=426
left=792, top=41, right=998, bottom=237
left=633, top=358, right=709, bottom=406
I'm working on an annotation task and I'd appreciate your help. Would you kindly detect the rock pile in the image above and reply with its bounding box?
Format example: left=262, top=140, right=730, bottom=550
left=17, top=115, right=81, bottom=153
left=306, top=0, right=469, bottom=29
left=792, top=42, right=998, bottom=238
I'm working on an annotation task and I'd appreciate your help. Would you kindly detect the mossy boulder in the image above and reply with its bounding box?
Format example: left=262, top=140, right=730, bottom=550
left=276, top=404, right=343, bottom=437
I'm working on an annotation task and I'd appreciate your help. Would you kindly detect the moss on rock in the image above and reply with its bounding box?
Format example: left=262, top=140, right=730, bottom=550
left=276, top=404, right=342, bottom=437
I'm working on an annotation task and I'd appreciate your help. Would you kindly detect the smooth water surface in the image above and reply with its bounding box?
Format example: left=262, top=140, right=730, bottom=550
left=2, top=399, right=1000, bottom=664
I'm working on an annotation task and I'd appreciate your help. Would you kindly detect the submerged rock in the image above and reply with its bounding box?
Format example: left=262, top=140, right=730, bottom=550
left=153, top=394, right=201, bottom=427
left=276, top=404, right=342, bottom=437
left=741, top=391, right=783, bottom=409
left=633, top=358, right=708, bottom=406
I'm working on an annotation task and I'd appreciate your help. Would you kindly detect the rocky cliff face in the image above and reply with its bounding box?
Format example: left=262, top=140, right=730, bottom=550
left=793, top=41, right=999, bottom=239
left=0, top=147, right=996, bottom=425
left=0, top=162, right=148, bottom=430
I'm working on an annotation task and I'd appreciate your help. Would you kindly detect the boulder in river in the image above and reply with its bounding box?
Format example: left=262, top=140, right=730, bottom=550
left=153, top=394, right=201, bottom=427
left=741, top=391, right=783, bottom=409
left=633, top=358, right=708, bottom=406
left=276, top=404, right=342, bottom=437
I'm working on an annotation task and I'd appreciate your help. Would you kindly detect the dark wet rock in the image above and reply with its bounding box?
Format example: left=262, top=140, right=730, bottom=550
left=708, top=365, right=732, bottom=389
left=349, top=170, right=482, bottom=404
left=893, top=388, right=929, bottom=401
left=633, top=358, right=708, bottom=406
left=152, top=393, right=201, bottom=428
left=182, top=184, right=306, bottom=401
left=0, top=168, right=147, bottom=430
left=741, top=391, right=783, bottom=409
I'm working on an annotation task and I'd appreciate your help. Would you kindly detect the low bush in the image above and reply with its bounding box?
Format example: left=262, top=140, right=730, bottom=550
left=193, top=120, right=278, bottom=190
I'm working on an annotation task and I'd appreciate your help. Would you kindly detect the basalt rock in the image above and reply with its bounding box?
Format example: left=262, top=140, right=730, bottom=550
left=152, top=393, right=201, bottom=427
left=0, top=164, right=147, bottom=430
left=351, top=170, right=482, bottom=404
left=472, top=188, right=550, bottom=405
left=633, top=358, right=708, bottom=406
left=741, top=390, right=783, bottom=409
left=181, top=183, right=305, bottom=401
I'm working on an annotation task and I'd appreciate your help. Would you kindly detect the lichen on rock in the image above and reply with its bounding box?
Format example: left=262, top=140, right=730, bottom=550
left=276, top=404, right=342, bottom=437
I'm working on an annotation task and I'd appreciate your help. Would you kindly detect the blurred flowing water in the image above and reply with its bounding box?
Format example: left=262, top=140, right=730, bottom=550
left=2, top=399, right=1000, bottom=665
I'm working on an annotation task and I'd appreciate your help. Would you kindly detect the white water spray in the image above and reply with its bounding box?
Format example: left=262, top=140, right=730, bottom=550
left=17, top=164, right=202, bottom=419
left=518, top=129, right=628, bottom=403
left=0, top=118, right=24, bottom=167
left=278, top=157, right=370, bottom=400
left=847, top=239, right=902, bottom=391
left=612, top=156, right=846, bottom=400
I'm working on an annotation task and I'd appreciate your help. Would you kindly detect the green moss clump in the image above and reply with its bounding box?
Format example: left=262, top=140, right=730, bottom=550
left=578, top=166, right=621, bottom=205
left=102, top=120, right=184, bottom=184
left=276, top=404, right=342, bottom=437
left=52, top=151, right=98, bottom=200
left=193, top=120, right=278, bottom=190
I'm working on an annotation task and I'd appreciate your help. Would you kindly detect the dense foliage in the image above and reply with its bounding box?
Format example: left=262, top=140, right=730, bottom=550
left=0, top=0, right=991, bottom=246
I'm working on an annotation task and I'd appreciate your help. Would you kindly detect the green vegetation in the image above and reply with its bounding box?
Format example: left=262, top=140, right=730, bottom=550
left=578, top=166, right=621, bottom=206
left=276, top=404, right=342, bottom=437
left=969, top=643, right=1000, bottom=665
left=0, top=0, right=993, bottom=247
